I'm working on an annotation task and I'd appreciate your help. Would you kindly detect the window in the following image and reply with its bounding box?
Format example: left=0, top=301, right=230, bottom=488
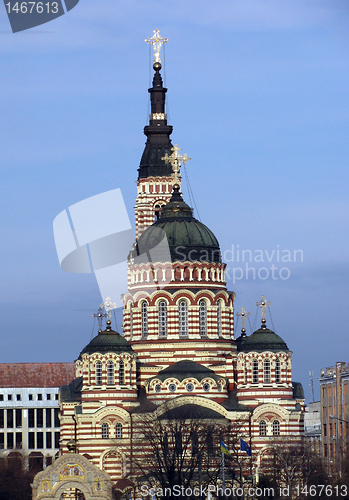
left=217, top=300, right=222, bottom=337
left=244, top=362, right=248, bottom=384
left=273, top=420, right=280, bottom=436
left=0, top=434, right=3, bottom=449
left=119, top=360, right=125, bottom=385
left=102, top=423, right=109, bottom=439
left=46, top=409, right=52, bottom=428
left=0, top=410, right=3, bottom=428
left=275, top=358, right=281, bottom=383
left=38, top=394, right=42, bottom=401
left=54, top=409, right=60, bottom=428
left=178, top=300, right=188, bottom=336
left=158, top=300, right=167, bottom=337
left=37, top=432, right=44, bottom=449
left=46, top=432, right=52, bottom=449
left=8, top=394, right=12, bottom=401
left=259, top=420, right=267, bottom=436
left=141, top=302, right=148, bottom=338
left=115, top=423, right=122, bottom=438
left=324, top=444, right=328, bottom=457
left=28, top=432, right=35, bottom=449
left=37, top=409, right=43, bottom=428
left=0, top=394, right=3, bottom=401
left=264, top=359, right=271, bottom=383
left=55, top=394, right=59, bottom=400
left=15, top=432, right=22, bottom=449
left=7, top=410, right=13, bottom=428
left=28, top=394, right=33, bottom=401
left=107, top=361, right=114, bottom=385
left=323, top=424, right=327, bottom=437
left=130, top=305, right=133, bottom=338
left=46, top=394, right=51, bottom=400
left=28, top=409, right=35, bottom=428
left=16, top=394, right=21, bottom=401
left=15, top=410, right=22, bottom=428
left=54, top=432, right=60, bottom=449
left=252, top=360, right=259, bottom=384
left=199, top=299, right=207, bottom=337
left=96, top=361, right=102, bottom=386
left=7, top=433, right=13, bottom=449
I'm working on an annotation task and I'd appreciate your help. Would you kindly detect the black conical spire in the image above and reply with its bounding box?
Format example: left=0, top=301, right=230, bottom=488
left=138, top=62, right=174, bottom=179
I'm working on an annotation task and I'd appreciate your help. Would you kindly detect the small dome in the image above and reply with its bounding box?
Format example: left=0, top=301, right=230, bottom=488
left=131, top=187, right=221, bottom=264
left=237, top=320, right=289, bottom=353
left=78, top=321, right=134, bottom=359
left=152, top=360, right=222, bottom=382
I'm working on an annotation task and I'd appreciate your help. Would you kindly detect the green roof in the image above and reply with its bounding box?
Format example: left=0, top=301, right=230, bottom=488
left=131, top=187, right=221, bottom=264
left=152, top=360, right=223, bottom=383
left=159, top=403, right=227, bottom=420
left=78, top=322, right=134, bottom=359
left=237, top=322, right=289, bottom=353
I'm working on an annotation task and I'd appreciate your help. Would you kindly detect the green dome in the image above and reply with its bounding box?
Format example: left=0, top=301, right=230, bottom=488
left=237, top=320, right=289, bottom=353
left=131, top=186, right=221, bottom=264
left=78, top=321, right=134, bottom=359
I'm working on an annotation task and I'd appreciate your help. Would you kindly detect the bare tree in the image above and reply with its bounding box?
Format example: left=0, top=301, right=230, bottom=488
left=131, top=404, right=250, bottom=499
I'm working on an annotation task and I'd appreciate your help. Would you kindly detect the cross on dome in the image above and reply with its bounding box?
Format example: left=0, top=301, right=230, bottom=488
left=161, top=144, right=191, bottom=186
left=236, top=306, right=250, bottom=329
left=256, top=295, right=271, bottom=320
left=145, top=29, right=168, bottom=64
left=92, top=306, right=107, bottom=330
left=101, top=297, right=117, bottom=320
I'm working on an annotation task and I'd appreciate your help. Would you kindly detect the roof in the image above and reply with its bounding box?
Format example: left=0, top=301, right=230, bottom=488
left=152, top=360, right=223, bottom=383
left=60, top=377, right=83, bottom=403
left=131, top=186, right=221, bottom=264
left=221, top=389, right=251, bottom=412
left=0, top=363, right=75, bottom=388
left=78, top=321, right=134, bottom=359
left=159, top=403, right=227, bottom=420
left=236, top=320, right=289, bottom=353
left=292, top=382, right=305, bottom=400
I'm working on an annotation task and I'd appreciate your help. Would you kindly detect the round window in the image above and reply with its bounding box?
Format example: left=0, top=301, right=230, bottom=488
left=203, top=383, right=210, bottom=392
left=155, top=384, right=161, bottom=393
left=186, top=383, right=194, bottom=392
left=168, top=383, right=176, bottom=393
left=216, top=383, right=222, bottom=392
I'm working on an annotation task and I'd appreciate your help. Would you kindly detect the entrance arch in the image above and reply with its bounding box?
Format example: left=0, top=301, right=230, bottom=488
left=32, top=451, right=112, bottom=500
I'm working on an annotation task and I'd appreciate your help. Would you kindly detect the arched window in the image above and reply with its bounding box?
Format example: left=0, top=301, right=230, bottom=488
left=273, top=420, right=280, bottom=436
left=217, top=300, right=222, bottom=337
left=141, top=302, right=148, bottom=339
left=101, top=423, right=109, bottom=439
left=154, top=203, right=162, bottom=221
left=96, top=361, right=102, bottom=386
left=264, top=359, right=271, bottom=383
left=115, top=423, right=122, bottom=439
left=178, top=300, right=188, bottom=337
left=199, top=299, right=207, bottom=337
left=275, top=358, right=281, bottom=383
left=259, top=420, right=267, bottom=436
left=130, top=305, right=133, bottom=339
left=244, top=362, right=248, bottom=384
left=158, top=300, right=167, bottom=337
left=107, top=361, right=114, bottom=386
left=119, top=360, right=125, bottom=385
left=252, top=359, right=259, bottom=384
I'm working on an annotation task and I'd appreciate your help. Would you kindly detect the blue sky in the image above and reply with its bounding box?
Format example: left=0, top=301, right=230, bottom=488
left=0, top=0, right=349, bottom=403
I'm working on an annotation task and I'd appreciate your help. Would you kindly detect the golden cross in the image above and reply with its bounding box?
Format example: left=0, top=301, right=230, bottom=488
left=102, top=297, right=117, bottom=320
left=145, top=29, right=168, bottom=64
left=256, top=295, right=271, bottom=320
left=161, top=144, right=191, bottom=185
left=236, top=306, right=251, bottom=329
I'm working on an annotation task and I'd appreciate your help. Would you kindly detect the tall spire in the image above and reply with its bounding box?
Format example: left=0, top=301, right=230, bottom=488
left=138, top=30, right=173, bottom=180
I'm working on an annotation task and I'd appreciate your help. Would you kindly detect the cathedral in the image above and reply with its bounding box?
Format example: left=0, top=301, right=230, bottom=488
left=42, top=30, right=305, bottom=498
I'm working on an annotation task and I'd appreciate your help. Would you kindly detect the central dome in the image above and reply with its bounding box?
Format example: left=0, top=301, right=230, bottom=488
left=131, top=186, right=221, bottom=263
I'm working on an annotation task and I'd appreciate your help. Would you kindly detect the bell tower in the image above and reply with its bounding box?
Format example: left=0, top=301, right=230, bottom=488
left=135, top=30, right=176, bottom=239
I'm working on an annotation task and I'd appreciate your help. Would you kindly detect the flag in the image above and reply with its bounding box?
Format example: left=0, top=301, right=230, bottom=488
left=220, top=440, right=231, bottom=456
left=240, top=438, right=252, bottom=456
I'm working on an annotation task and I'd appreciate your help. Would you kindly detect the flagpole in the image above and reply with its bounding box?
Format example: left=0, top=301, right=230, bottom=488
left=222, top=450, right=225, bottom=496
